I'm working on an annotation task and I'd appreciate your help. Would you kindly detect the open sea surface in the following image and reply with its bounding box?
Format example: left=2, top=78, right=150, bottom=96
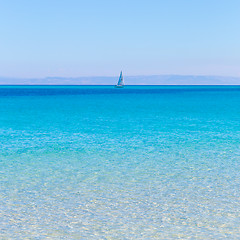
left=1, top=86, right=240, bottom=239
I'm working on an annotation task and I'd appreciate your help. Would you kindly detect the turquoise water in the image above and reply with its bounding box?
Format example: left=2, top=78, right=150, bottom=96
left=1, top=86, right=240, bottom=239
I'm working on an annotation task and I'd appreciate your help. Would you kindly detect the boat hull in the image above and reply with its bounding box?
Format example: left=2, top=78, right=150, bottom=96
left=115, top=85, right=124, bottom=88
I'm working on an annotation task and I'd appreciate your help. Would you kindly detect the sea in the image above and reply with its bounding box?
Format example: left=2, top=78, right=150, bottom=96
left=1, top=86, right=240, bottom=239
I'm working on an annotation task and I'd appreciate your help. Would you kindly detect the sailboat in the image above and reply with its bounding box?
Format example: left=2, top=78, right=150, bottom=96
left=115, top=71, right=124, bottom=88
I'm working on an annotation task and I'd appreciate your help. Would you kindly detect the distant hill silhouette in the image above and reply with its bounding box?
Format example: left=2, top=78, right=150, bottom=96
left=0, top=75, right=240, bottom=85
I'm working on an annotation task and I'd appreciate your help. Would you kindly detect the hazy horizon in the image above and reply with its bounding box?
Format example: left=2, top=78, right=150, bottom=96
left=1, top=74, right=240, bottom=85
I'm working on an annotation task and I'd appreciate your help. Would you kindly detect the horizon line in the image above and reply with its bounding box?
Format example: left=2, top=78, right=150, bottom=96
left=1, top=84, right=240, bottom=87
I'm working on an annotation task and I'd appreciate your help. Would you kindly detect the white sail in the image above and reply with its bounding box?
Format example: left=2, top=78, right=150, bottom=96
left=117, top=71, right=124, bottom=86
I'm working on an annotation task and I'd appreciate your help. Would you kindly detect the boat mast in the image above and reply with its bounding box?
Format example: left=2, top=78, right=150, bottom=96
left=118, top=71, right=124, bottom=86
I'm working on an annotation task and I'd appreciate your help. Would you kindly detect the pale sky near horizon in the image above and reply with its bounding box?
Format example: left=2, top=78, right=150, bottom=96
left=0, top=0, right=239, bottom=78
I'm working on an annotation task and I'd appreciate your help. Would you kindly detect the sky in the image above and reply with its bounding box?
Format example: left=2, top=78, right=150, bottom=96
left=0, top=0, right=240, bottom=78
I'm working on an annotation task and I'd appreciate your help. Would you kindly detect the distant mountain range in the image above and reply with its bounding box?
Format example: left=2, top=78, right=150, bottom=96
left=0, top=75, right=240, bottom=85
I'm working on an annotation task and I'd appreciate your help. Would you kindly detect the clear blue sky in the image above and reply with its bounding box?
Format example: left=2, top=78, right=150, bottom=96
left=0, top=0, right=239, bottom=78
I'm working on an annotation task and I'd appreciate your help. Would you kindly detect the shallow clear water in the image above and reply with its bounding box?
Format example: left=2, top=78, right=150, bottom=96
left=1, top=86, right=240, bottom=239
